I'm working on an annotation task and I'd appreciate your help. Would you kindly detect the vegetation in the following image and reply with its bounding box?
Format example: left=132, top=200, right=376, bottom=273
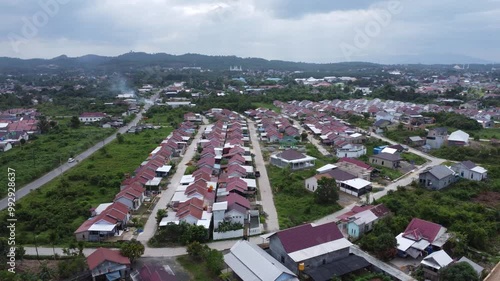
left=0, top=124, right=114, bottom=198
left=144, top=106, right=188, bottom=127
left=315, top=177, right=339, bottom=204
left=252, top=102, right=281, bottom=113
left=401, top=152, right=427, bottom=165
left=439, top=262, right=479, bottom=281
left=358, top=217, right=398, bottom=260
left=216, top=221, right=244, bottom=233
left=180, top=241, right=225, bottom=280
left=424, top=112, right=483, bottom=131
left=347, top=114, right=373, bottom=129
left=384, top=128, right=426, bottom=144
left=376, top=180, right=499, bottom=252
left=149, top=221, right=208, bottom=247
left=267, top=164, right=342, bottom=229
left=0, top=127, right=172, bottom=245
left=120, top=239, right=145, bottom=263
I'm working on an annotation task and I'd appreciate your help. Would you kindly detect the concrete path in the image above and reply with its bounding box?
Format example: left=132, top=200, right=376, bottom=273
left=247, top=119, right=280, bottom=232
left=0, top=93, right=159, bottom=211
left=350, top=245, right=416, bottom=281
left=138, top=121, right=208, bottom=243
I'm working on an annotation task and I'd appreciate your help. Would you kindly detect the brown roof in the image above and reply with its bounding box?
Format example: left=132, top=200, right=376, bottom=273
left=87, top=248, right=130, bottom=270
left=370, top=152, right=402, bottom=162
left=276, top=149, right=307, bottom=161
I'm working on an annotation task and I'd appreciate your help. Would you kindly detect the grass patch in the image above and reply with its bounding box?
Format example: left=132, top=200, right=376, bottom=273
left=401, top=152, right=427, bottom=165
left=0, top=125, right=115, bottom=198
left=267, top=164, right=341, bottom=229
left=177, top=256, right=219, bottom=281
left=475, top=128, right=500, bottom=139
left=384, top=128, right=426, bottom=144
left=373, top=165, right=403, bottom=180
left=252, top=102, right=281, bottom=113
left=0, top=127, right=172, bottom=246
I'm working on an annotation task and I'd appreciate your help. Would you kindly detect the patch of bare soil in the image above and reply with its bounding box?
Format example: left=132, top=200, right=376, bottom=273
left=473, top=191, right=500, bottom=209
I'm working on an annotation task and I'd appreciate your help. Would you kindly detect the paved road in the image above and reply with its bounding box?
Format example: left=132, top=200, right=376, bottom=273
left=137, top=121, right=208, bottom=243
left=291, top=119, right=331, bottom=156
left=0, top=93, right=159, bottom=211
left=247, top=118, right=280, bottom=232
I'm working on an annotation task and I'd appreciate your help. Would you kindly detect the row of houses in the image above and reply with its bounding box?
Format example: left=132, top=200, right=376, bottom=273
left=246, top=108, right=301, bottom=143
left=74, top=120, right=197, bottom=241
left=159, top=109, right=262, bottom=239
left=0, top=108, right=39, bottom=151
left=418, top=161, right=488, bottom=190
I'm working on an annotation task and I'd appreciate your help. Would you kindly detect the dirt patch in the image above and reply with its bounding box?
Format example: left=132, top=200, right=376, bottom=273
left=473, top=191, right=500, bottom=209
left=17, top=259, right=60, bottom=274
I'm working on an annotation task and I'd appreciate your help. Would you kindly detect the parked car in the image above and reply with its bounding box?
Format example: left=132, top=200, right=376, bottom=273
left=67, top=158, right=75, bottom=163
left=255, top=171, right=261, bottom=177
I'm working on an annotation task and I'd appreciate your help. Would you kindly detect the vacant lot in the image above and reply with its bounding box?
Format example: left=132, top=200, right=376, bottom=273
left=0, top=125, right=114, bottom=198
left=0, top=127, right=172, bottom=245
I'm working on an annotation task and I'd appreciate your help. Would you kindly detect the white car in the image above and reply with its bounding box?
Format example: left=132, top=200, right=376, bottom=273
left=67, top=158, right=75, bottom=163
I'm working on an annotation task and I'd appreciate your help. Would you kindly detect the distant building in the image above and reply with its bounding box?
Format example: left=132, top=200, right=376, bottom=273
left=79, top=112, right=106, bottom=123
left=451, top=160, right=488, bottom=181
left=426, top=127, right=448, bottom=149
left=448, top=130, right=469, bottom=146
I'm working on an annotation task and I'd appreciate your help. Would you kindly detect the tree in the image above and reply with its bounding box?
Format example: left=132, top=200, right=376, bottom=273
left=301, top=131, right=308, bottom=142
left=439, top=262, right=478, bottom=281
left=314, top=177, right=339, bottom=204
left=186, top=241, right=208, bottom=261
left=70, top=116, right=80, bottom=129
left=156, top=209, right=166, bottom=225
left=116, top=132, right=124, bottom=144
left=20, top=138, right=26, bottom=150
left=120, top=239, right=145, bottom=263
left=372, top=233, right=397, bottom=260
left=37, top=116, right=51, bottom=134
left=205, top=249, right=224, bottom=275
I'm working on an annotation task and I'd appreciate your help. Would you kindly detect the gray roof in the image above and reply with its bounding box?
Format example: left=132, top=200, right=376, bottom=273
left=322, top=169, right=357, bottom=181
left=458, top=257, right=484, bottom=276
left=224, top=240, right=298, bottom=281
left=371, top=152, right=402, bottom=162
left=460, top=160, right=477, bottom=170
left=423, top=165, right=455, bottom=179
left=409, top=136, right=424, bottom=142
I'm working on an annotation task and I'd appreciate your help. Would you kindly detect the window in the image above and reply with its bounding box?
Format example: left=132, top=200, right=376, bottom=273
left=281, top=256, right=285, bottom=263
left=323, top=259, right=326, bottom=265
left=381, top=161, right=385, bottom=165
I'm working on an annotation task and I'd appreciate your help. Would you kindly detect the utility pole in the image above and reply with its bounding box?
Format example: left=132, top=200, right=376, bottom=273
left=34, top=234, right=40, bottom=263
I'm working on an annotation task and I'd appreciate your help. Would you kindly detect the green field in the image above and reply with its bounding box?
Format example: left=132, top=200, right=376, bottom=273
left=401, top=152, right=427, bottom=165
left=267, top=160, right=341, bottom=229
left=475, top=128, right=500, bottom=139
left=251, top=102, right=281, bottom=113
left=0, top=125, right=115, bottom=198
left=0, top=127, right=172, bottom=245
left=177, top=256, right=219, bottom=281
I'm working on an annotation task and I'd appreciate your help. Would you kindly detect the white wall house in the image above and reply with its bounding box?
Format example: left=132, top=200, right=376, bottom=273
left=335, top=144, right=367, bottom=158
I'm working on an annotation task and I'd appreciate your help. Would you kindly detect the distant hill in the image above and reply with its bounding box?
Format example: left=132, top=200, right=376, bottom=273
left=0, top=52, right=497, bottom=73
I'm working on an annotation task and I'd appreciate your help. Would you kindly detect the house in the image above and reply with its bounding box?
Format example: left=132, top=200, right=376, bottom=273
left=337, top=204, right=391, bottom=239
left=74, top=202, right=130, bottom=241
left=0, top=141, right=12, bottom=152
left=396, top=218, right=450, bottom=259
left=335, top=144, right=367, bottom=158
left=114, top=183, right=145, bottom=210
left=426, top=127, right=447, bottom=149
left=87, top=248, right=131, bottom=281
left=270, top=149, right=316, bottom=170
left=336, top=158, right=373, bottom=181
left=305, top=169, right=356, bottom=192
left=420, top=250, right=453, bottom=281
left=448, top=130, right=469, bottom=146
left=369, top=152, right=402, bottom=169
left=224, top=240, right=298, bottom=281
left=407, top=136, right=425, bottom=147
left=268, top=222, right=353, bottom=275
left=451, top=160, right=487, bottom=181
left=418, top=165, right=457, bottom=190
left=175, top=197, right=212, bottom=229
left=79, top=112, right=106, bottom=123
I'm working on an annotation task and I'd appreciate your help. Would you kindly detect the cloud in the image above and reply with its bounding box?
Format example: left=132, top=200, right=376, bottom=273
left=0, top=0, right=498, bottom=63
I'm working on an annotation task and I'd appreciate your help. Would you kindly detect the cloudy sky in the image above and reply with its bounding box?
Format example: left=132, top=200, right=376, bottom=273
left=0, top=0, right=499, bottom=63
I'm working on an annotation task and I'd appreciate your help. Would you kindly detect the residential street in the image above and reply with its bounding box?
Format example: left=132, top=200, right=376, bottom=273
left=137, top=121, right=208, bottom=243
left=0, top=93, right=160, bottom=211
left=291, top=119, right=331, bottom=156
left=246, top=118, right=280, bottom=232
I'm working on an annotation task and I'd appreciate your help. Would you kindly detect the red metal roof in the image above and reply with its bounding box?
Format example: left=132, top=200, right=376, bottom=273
left=87, top=248, right=130, bottom=270
left=275, top=222, right=344, bottom=254
left=403, top=218, right=443, bottom=242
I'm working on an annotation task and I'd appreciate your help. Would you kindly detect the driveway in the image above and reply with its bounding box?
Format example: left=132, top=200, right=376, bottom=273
left=0, top=93, right=160, bottom=211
